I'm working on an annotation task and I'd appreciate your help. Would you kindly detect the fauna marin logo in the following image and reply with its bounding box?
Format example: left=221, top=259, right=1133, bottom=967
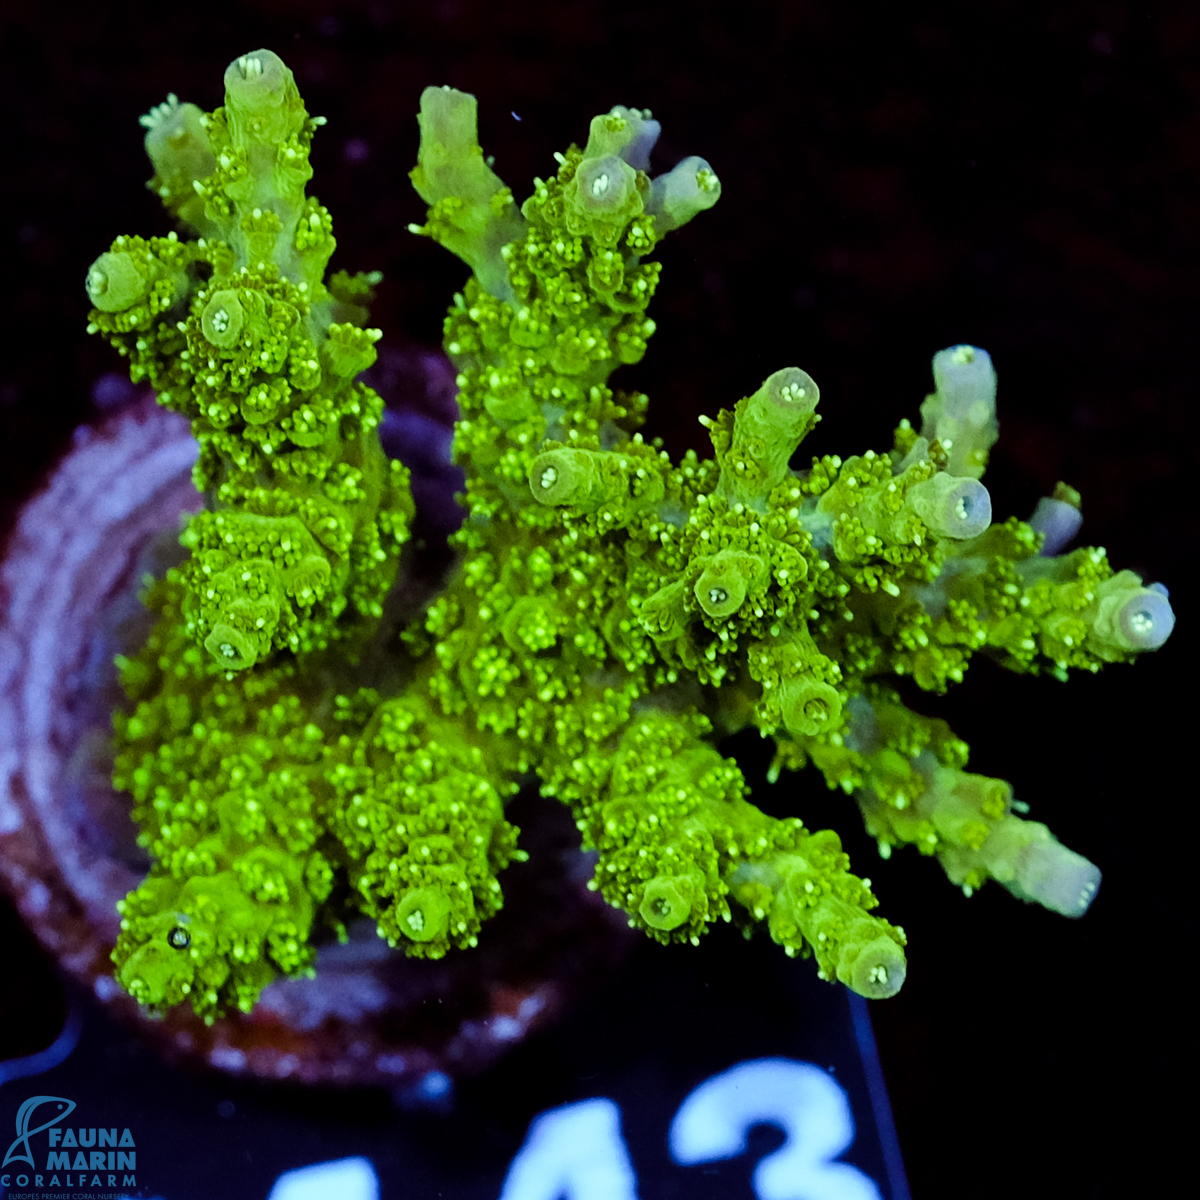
left=0, top=1095, right=137, bottom=1198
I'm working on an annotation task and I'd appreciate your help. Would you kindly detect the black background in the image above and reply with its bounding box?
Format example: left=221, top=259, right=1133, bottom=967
left=1, top=2, right=1195, bottom=1197
left=0, top=932, right=907, bottom=1200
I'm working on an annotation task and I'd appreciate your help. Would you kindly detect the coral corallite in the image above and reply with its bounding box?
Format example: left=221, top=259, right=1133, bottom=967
left=84, top=50, right=1175, bottom=1022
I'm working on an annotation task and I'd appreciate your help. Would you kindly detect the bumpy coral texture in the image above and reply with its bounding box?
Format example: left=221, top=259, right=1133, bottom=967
left=86, top=52, right=1175, bottom=1021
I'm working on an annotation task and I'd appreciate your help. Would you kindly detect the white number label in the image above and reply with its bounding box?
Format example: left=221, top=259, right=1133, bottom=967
left=498, top=1057, right=882, bottom=1200
left=266, top=1155, right=380, bottom=1200
left=499, top=1097, right=640, bottom=1200
left=670, top=1058, right=881, bottom=1200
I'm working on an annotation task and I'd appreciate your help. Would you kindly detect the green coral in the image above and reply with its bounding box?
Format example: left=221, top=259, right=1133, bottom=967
left=89, top=53, right=1175, bottom=1022
left=87, top=51, right=414, bottom=680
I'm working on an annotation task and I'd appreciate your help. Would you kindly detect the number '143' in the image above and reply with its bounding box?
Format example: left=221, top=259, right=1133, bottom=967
left=499, top=1057, right=883, bottom=1200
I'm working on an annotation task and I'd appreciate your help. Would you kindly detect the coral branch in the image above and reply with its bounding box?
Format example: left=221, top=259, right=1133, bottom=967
left=84, top=52, right=1175, bottom=1020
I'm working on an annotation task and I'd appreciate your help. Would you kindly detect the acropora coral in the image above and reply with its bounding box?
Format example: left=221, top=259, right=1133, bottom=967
left=83, top=50, right=1175, bottom=1021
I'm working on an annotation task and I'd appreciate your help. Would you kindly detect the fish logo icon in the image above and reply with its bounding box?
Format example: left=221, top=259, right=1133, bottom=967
left=2, top=1095, right=76, bottom=1169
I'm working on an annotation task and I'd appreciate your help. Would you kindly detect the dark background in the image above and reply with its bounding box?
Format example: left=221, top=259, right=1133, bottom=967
left=1, top=2, right=1195, bottom=1197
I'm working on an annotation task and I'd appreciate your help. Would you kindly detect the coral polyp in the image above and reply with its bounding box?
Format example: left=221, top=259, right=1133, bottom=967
left=85, top=50, right=1174, bottom=1021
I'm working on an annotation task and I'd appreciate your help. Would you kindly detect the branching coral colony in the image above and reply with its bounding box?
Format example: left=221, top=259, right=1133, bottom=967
left=84, top=50, right=1175, bottom=1021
